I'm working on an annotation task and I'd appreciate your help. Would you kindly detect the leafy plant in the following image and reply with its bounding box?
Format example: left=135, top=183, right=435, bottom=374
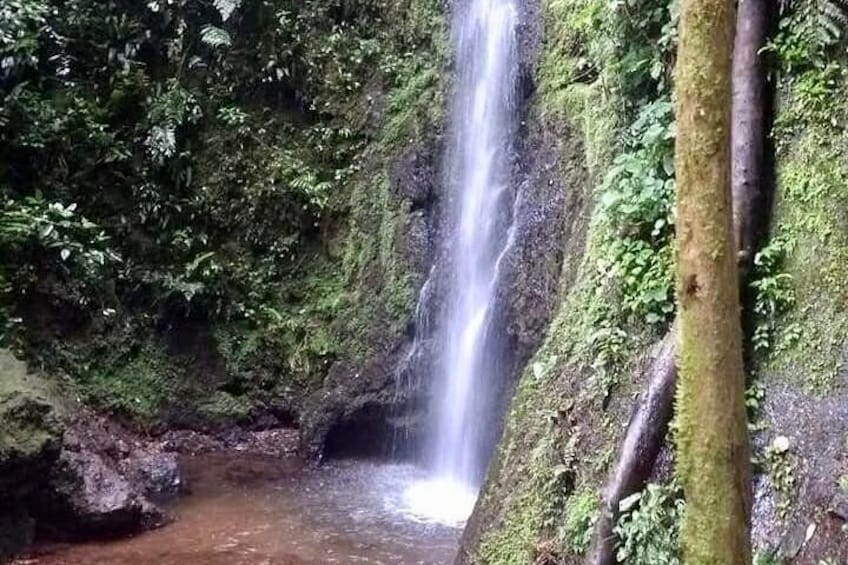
left=614, top=482, right=684, bottom=565
left=763, top=435, right=797, bottom=520
left=587, top=319, right=628, bottom=400
left=200, top=25, right=232, bottom=49
left=781, top=0, right=848, bottom=46
left=596, top=97, right=676, bottom=327
left=0, top=197, right=119, bottom=277
left=750, top=236, right=798, bottom=354
left=561, top=489, right=600, bottom=555
left=0, top=0, right=49, bottom=76
left=213, top=0, right=241, bottom=21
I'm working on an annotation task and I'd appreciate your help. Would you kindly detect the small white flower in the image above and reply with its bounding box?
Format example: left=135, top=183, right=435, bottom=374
left=772, top=435, right=790, bottom=453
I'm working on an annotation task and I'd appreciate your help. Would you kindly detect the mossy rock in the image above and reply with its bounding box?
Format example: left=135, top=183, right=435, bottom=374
left=0, top=350, right=64, bottom=561
left=0, top=350, right=63, bottom=498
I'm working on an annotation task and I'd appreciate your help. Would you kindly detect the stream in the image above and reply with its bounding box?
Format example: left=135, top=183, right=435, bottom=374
left=22, top=454, right=463, bottom=565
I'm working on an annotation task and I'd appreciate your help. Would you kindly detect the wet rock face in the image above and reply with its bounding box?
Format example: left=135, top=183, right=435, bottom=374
left=390, top=147, right=437, bottom=207
left=44, top=449, right=149, bottom=536
left=751, top=381, right=848, bottom=562
left=33, top=417, right=180, bottom=540
left=0, top=352, right=64, bottom=560
left=299, top=138, right=446, bottom=460
left=128, top=452, right=181, bottom=500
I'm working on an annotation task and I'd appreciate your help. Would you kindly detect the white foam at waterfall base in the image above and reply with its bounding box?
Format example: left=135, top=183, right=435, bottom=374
left=398, top=477, right=478, bottom=527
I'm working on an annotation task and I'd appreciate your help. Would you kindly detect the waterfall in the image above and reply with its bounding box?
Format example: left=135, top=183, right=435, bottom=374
left=401, top=0, right=520, bottom=526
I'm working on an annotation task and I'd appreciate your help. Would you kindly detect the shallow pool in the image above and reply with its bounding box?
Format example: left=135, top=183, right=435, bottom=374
left=23, top=454, right=464, bottom=565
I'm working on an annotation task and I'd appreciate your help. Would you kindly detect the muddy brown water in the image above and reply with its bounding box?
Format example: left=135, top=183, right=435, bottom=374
left=23, top=454, right=462, bottom=565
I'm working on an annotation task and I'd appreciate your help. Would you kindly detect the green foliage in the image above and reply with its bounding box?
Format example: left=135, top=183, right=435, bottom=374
left=212, top=0, right=242, bottom=21
left=769, top=0, right=848, bottom=132
left=780, top=0, right=848, bottom=49
left=751, top=236, right=799, bottom=354
left=608, top=0, right=679, bottom=101
left=561, top=489, right=600, bottom=555
left=1, top=198, right=118, bottom=275
left=214, top=325, right=261, bottom=376
left=587, top=319, right=628, bottom=400
left=0, top=196, right=119, bottom=343
left=614, top=482, right=684, bottom=565
left=762, top=435, right=797, bottom=520
left=596, top=97, right=676, bottom=327
left=200, top=25, right=232, bottom=49
left=745, top=380, right=767, bottom=430
left=583, top=96, right=676, bottom=398
left=0, top=0, right=49, bottom=76
left=79, top=346, right=172, bottom=421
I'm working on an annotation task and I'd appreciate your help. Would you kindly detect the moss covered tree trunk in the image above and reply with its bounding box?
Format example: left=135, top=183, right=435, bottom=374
left=674, top=0, right=752, bottom=562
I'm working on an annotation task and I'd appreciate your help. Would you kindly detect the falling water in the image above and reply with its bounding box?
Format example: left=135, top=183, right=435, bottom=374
left=401, top=0, right=520, bottom=526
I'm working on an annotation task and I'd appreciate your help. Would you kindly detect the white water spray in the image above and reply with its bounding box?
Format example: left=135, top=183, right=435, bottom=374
left=401, top=0, right=520, bottom=526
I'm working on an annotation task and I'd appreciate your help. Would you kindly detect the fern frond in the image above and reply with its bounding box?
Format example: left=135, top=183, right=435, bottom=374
left=818, top=0, right=848, bottom=44
left=200, top=25, right=232, bottom=49
left=213, top=0, right=241, bottom=21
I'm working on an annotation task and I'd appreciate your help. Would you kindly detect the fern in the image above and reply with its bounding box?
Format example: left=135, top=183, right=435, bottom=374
left=213, top=0, right=241, bottom=21
left=785, top=0, right=848, bottom=45
left=200, top=25, right=231, bottom=48
left=818, top=0, right=848, bottom=44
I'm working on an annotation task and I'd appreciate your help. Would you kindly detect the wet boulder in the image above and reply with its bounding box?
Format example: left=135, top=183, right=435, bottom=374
left=44, top=449, right=147, bottom=536
left=0, top=390, right=62, bottom=498
left=0, top=351, right=63, bottom=495
left=127, top=451, right=181, bottom=500
left=35, top=424, right=176, bottom=538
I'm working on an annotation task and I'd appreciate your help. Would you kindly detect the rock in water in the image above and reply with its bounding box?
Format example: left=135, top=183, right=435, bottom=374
left=128, top=451, right=182, bottom=500
left=0, top=349, right=176, bottom=553
left=42, top=449, right=150, bottom=536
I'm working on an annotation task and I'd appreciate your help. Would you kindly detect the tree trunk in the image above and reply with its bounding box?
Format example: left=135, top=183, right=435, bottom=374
left=585, top=328, right=677, bottom=565
left=585, top=3, right=769, bottom=562
left=674, top=0, right=752, bottom=560
left=732, top=0, right=771, bottom=273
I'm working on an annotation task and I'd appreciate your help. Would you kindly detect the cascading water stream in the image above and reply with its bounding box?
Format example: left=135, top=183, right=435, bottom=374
left=400, top=0, right=520, bottom=526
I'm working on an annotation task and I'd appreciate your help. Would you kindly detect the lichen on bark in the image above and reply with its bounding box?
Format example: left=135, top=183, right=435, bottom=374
left=673, top=0, right=752, bottom=561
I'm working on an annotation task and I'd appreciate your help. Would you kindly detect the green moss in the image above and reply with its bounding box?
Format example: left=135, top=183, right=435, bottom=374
left=562, top=488, right=600, bottom=555
left=198, top=390, right=253, bottom=422
left=79, top=345, right=173, bottom=422
left=764, top=87, right=848, bottom=392
left=538, top=0, right=620, bottom=177
left=382, top=65, right=447, bottom=149
left=477, top=379, right=556, bottom=564
left=0, top=350, right=62, bottom=462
